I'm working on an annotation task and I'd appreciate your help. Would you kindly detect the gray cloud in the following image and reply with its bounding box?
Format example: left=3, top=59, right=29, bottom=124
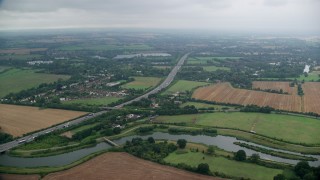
left=0, top=0, right=319, bottom=33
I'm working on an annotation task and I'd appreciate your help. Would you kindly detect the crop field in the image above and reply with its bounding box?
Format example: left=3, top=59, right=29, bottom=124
left=187, top=57, right=240, bottom=65
left=121, top=76, right=161, bottom=90
left=163, top=80, right=209, bottom=94
left=58, top=44, right=152, bottom=51
left=193, top=83, right=302, bottom=113
left=303, top=82, right=320, bottom=115
left=63, top=97, right=121, bottom=106
left=43, top=152, right=214, bottom=180
left=252, top=81, right=297, bottom=94
left=0, top=104, right=87, bottom=137
left=0, top=48, right=47, bottom=55
left=202, top=66, right=230, bottom=72
left=0, top=68, right=70, bottom=97
left=164, top=151, right=283, bottom=180
left=155, top=112, right=320, bottom=144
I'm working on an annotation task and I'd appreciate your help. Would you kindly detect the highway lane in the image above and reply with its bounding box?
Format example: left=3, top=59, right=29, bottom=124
left=0, top=53, right=189, bottom=153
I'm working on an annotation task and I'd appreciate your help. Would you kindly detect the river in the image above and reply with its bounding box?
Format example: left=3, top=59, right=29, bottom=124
left=0, top=132, right=319, bottom=168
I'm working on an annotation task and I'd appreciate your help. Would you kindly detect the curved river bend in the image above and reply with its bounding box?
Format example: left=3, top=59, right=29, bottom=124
left=0, top=132, right=319, bottom=167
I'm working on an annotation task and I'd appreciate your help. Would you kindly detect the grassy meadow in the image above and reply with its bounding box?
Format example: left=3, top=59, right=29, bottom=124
left=0, top=68, right=70, bottom=97
left=163, top=80, right=209, bottom=94
left=155, top=112, right=320, bottom=144
left=164, top=151, right=283, bottom=180
left=121, top=76, right=162, bottom=90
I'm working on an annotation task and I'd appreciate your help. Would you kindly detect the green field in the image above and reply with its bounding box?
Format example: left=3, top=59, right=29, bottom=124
left=163, top=80, right=209, bottom=94
left=0, top=66, right=11, bottom=73
left=296, top=71, right=320, bottom=81
left=63, top=97, right=121, bottom=106
left=121, top=76, right=162, bottom=90
left=58, top=44, right=152, bottom=51
left=203, top=66, right=230, bottom=72
left=180, top=102, right=237, bottom=110
left=0, top=69, right=70, bottom=97
left=187, top=57, right=240, bottom=65
left=164, top=151, right=283, bottom=180
left=155, top=112, right=320, bottom=144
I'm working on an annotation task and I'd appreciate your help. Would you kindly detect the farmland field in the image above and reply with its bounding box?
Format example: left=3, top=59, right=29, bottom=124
left=0, top=104, right=87, bottom=137
left=303, top=82, right=320, bottom=115
left=43, top=152, right=214, bottom=180
left=155, top=112, right=320, bottom=144
left=0, top=68, right=70, bottom=97
left=121, top=76, right=161, bottom=90
left=163, top=80, right=209, bottom=94
left=193, top=82, right=302, bottom=113
left=63, top=97, right=121, bottom=106
left=164, top=151, right=283, bottom=180
left=252, top=81, right=297, bottom=94
left=187, top=57, right=240, bottom=65
left=58, top=44, right=152, bottom=51
left=202, top=66, right=230, bottom=72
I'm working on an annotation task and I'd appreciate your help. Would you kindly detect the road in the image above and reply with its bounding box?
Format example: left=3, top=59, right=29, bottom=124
left=0, top=53, right=189, bottom=153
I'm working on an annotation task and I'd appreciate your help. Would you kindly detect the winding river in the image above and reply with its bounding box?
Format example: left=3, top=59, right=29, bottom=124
left=0, top=132, right=319, bottom=168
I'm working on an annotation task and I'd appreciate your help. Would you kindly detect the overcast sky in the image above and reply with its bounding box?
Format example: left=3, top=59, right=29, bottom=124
left=0, top=0, right=319, bottom=34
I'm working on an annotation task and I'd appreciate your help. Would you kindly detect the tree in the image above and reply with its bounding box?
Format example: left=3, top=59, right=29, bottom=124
left=197, top=163, right=210, bottom=174
left=294, top=161, right=311, bottom=178
left=113, top=127, right=121, bottom=134
left=234, top=150, right=246, bottom=161
left=303, top=173, right=316, bottom=180
left=249, top=153, right=260, bottom=163
left=206, top=146, right=215, bottom=155
left=147, top=137, right=155, bottom=144
left=273, top=174, right=285, bottom=180
left=177, top=139, right=187, bottom=149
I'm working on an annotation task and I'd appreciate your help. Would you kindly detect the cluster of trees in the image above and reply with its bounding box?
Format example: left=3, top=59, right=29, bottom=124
left=0, top=132, right=13, bottom=144
left=124, top=137, right=177, bottom=162
left=298, top=84, right=304, bottom=96
left=240, top=105, right=274, bottom=113
left=168, top=127, right=217, bottom=136
left=253, top=88, right=288, bottom=94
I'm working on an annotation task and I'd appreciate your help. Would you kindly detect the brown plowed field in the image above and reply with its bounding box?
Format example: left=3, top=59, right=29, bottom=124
left=193, top=83, right=302, bottom=112
left=303, top=82, right=320, bottom=115
left=43, top=152, right=217, bottom=180
left=252, top=81, right=296, bottom=94
left=0, top=104, right=87, bottom=137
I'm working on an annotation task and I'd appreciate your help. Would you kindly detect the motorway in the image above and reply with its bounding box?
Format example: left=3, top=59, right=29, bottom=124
left=0, top=53, right=189, bottom=153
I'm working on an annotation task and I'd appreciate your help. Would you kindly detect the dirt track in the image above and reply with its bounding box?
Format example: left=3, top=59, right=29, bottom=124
left=43, top=152, right=218, bottom=180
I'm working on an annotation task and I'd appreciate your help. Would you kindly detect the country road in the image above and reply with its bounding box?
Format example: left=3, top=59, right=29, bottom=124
left=0, top=53, right=189, bottom=153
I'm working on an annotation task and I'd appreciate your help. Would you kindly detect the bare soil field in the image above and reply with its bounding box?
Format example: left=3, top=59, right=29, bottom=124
left=303, top=82, right=320, bottom=115
left=252, top=81, right=297, bottom=94
left=0, top=48, right=47, bottom=55
left=193, top=83, right=302, bottom=112
left=43, top=152, right=217, bottom=180
left=0, top=104, right=87, bottom=137
left=0, top=174, right=40, bottom=180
